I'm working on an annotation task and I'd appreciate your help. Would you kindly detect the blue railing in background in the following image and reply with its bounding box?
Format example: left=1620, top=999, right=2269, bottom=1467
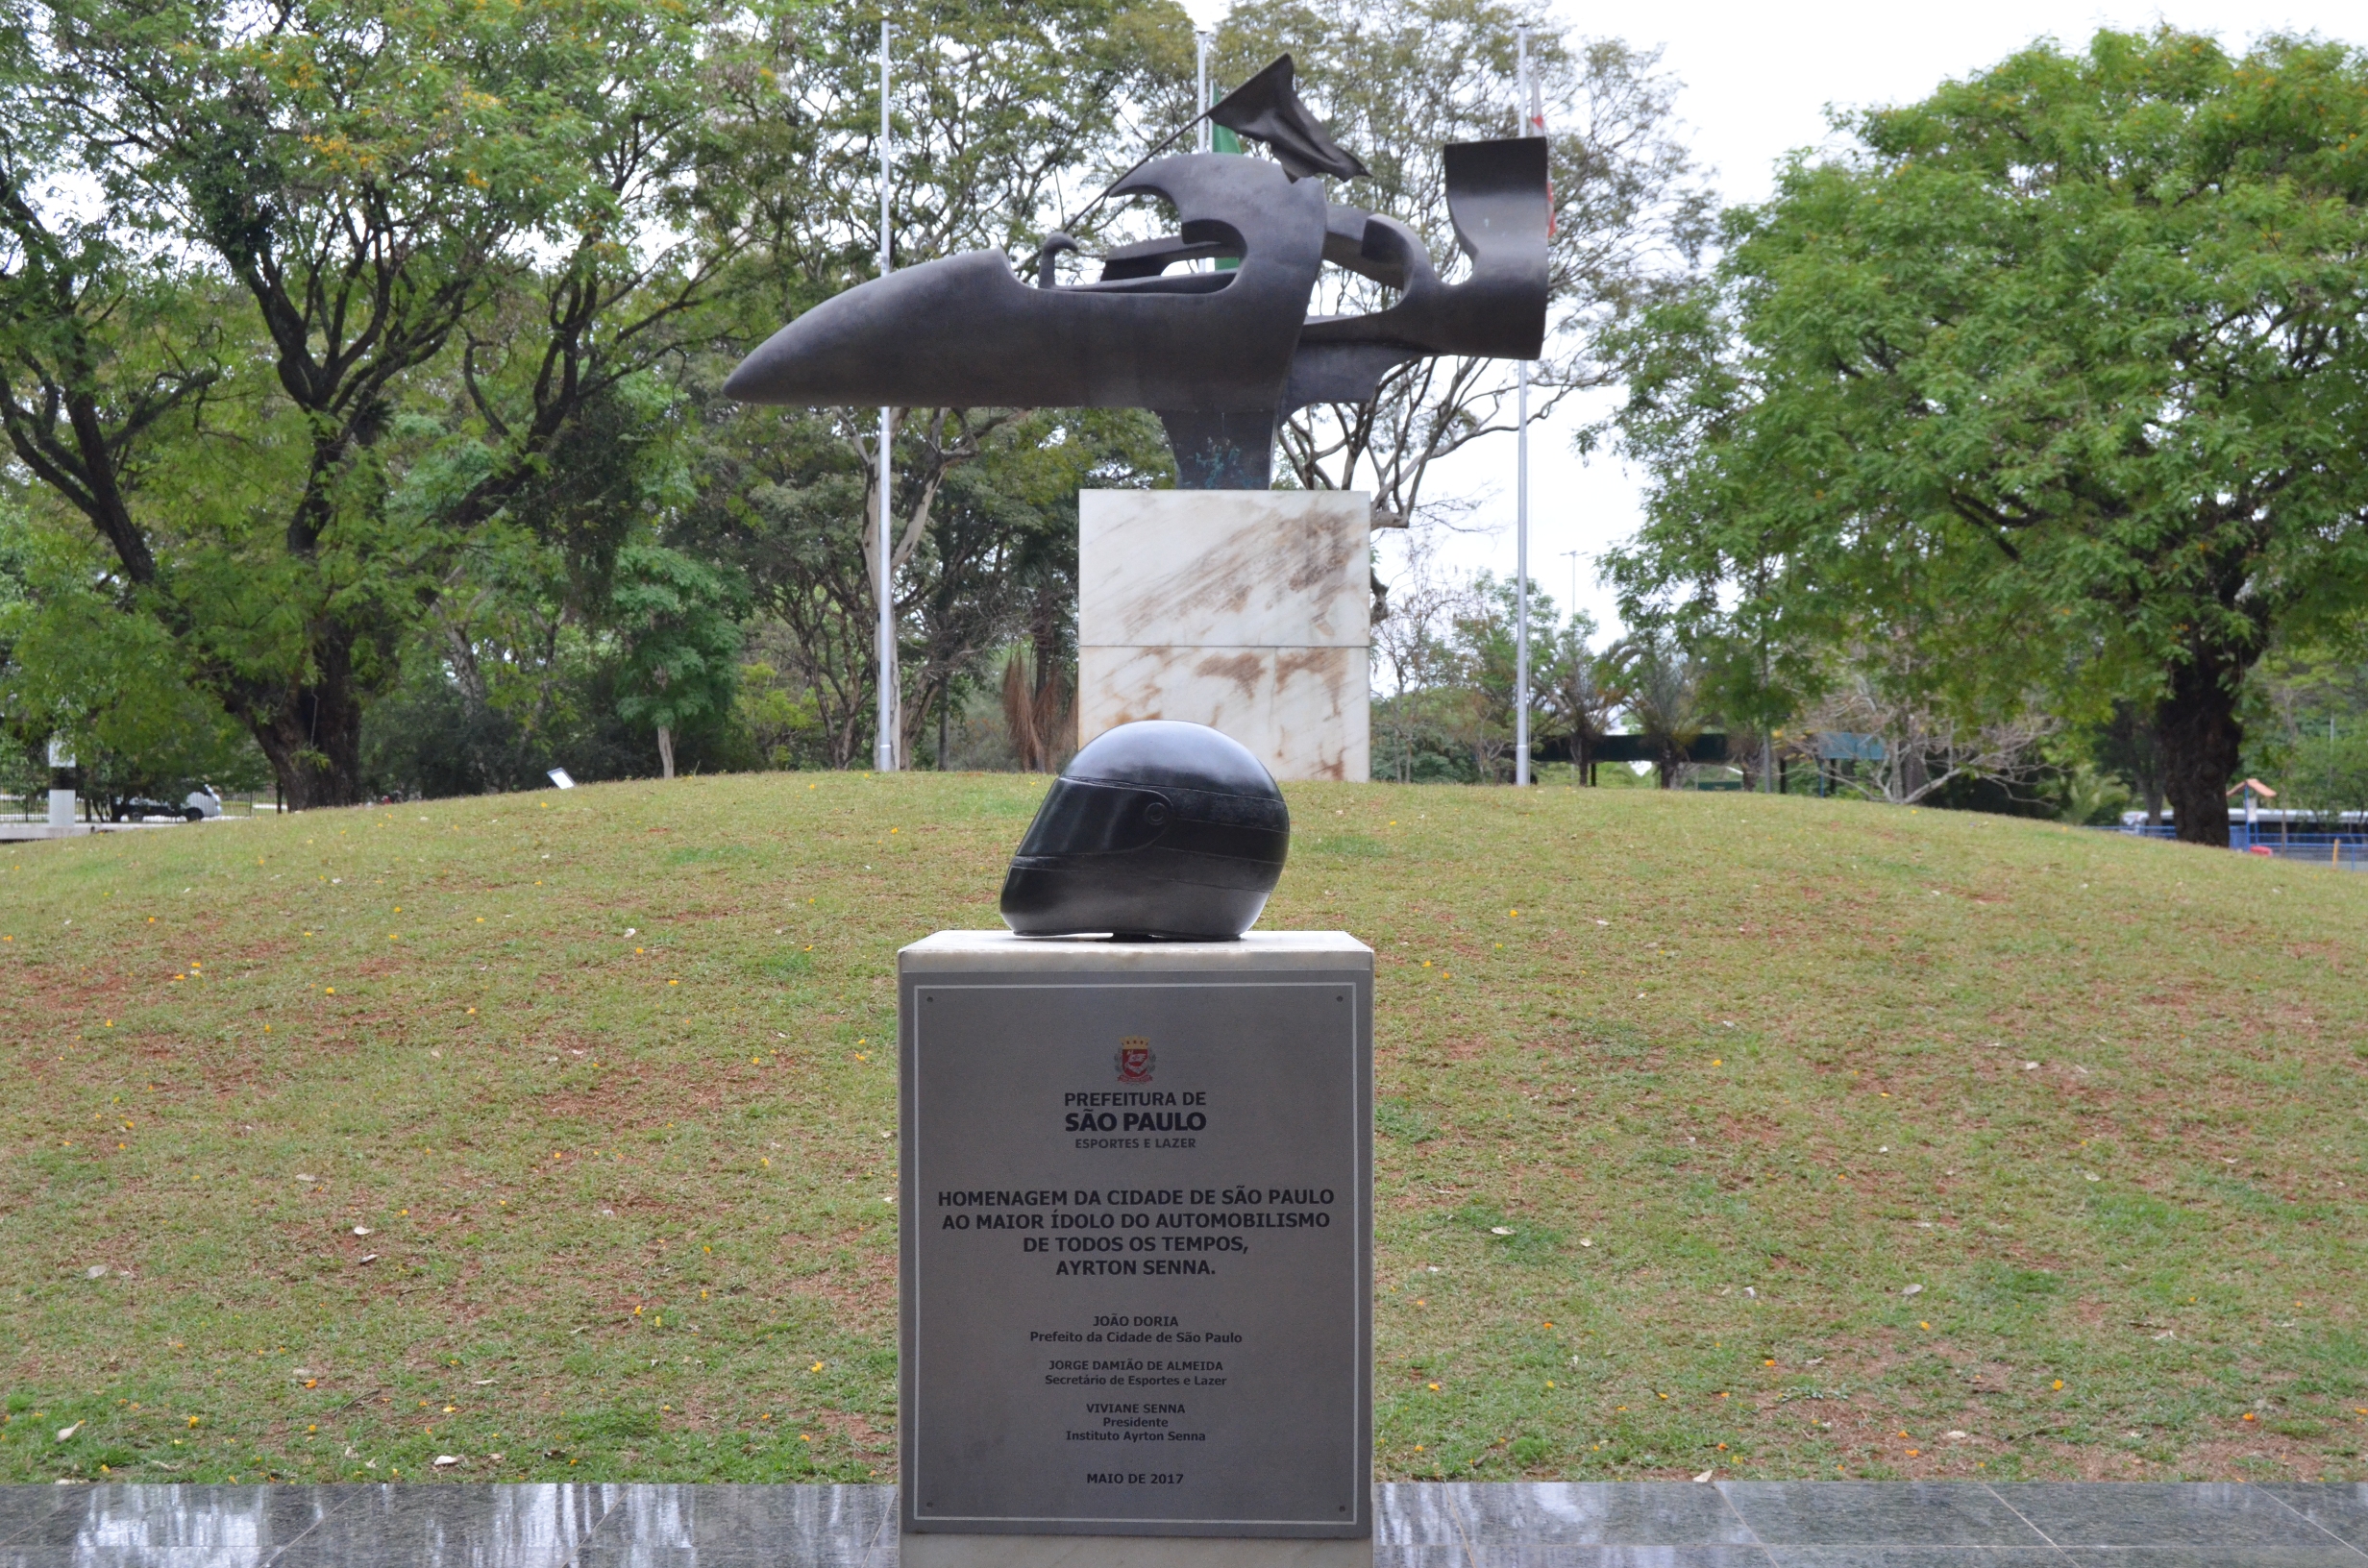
left=2104, top=822, right=2368, bottom=868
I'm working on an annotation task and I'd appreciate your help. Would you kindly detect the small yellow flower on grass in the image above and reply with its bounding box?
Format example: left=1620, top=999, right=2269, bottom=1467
left=811, top=1361, right=825, bottom=1372
left=2053, top=1380, right=2064, bottom=1391
left=1764, top=1359, right=1776, bottom=1367
left=668, top=979, right=678, bottom=985
left=1427, top=1383, right=1440, bottom=1391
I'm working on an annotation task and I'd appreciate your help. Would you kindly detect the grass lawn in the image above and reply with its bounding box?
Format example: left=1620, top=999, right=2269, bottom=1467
left=3, top=772, right=2364, bottom=1487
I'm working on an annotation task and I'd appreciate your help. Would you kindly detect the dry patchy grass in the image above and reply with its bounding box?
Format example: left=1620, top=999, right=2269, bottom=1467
left=1, top=774, right=2363, bottom=1485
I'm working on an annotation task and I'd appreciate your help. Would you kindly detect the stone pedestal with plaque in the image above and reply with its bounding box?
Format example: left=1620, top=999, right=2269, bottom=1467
left=898, top=931, right=1373, bottom=1568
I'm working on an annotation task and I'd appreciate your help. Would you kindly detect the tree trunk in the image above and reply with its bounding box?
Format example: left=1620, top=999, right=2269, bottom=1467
left=2155, top=646, right=2245, bottom=847
left=1897, top=744, right=1929, bottom=804
left=656, top=725, right=676, bottom=780
left=243, top=622, right=368, bottom=809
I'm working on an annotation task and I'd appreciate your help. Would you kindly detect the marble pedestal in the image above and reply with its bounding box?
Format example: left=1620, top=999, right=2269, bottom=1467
left=1078, top=491, right=1369, bottom=782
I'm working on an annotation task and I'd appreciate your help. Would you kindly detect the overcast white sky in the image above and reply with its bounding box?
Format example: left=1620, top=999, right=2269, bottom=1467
left=1183, top=0, right=2367, bottom=638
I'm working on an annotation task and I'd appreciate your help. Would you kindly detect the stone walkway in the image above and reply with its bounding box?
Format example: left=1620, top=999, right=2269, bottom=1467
left=2, top=1481, right=2364, bottom=1565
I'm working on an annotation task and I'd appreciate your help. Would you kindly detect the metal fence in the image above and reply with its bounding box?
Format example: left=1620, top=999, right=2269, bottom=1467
left=2236, top=835, right=2368, bottom=869
left=2103, top=823, right=2368, bottom=869
left=1, top=794, right=283, bottom=822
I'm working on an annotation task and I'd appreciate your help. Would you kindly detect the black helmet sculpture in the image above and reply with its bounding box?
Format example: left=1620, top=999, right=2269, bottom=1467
left=1000, top=721, right=1289, bottom=939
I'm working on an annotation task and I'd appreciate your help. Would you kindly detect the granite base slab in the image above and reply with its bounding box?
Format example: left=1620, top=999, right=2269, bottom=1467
left=0, top=1482, right=2361, bottom=1566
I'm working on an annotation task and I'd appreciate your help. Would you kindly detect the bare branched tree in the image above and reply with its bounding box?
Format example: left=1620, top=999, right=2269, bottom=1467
left=1803, top=649, right=2060, bottom=806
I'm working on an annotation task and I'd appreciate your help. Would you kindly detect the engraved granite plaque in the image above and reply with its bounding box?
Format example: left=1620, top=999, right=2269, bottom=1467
left=899, top=932, right=1373, bottom=1546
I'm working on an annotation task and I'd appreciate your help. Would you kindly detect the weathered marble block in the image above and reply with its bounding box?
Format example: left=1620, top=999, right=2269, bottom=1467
left=1078, top=491, right=1369, bottom=782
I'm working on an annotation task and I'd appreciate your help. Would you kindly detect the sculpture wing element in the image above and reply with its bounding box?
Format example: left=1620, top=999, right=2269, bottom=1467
left=722, top=154, right=1323, bottom=418
left=1285, top=136, right=1549, bottom=413
left=1206, top=55, right=1370, bottom=183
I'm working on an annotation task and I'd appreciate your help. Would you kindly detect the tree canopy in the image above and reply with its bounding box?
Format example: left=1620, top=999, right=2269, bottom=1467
left=1607, top=29, right=2368, bottom=843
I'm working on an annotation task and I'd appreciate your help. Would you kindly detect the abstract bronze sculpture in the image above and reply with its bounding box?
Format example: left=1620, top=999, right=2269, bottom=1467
left=999, top=721, right=1289, bottom=939
left=725, top=57, right=1548, bottom=488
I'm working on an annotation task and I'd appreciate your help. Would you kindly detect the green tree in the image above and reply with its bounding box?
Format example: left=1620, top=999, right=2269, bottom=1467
left=1435, top=571, right=1574, bottom=782
left=0, top=503, right=263, bottom=809
left=1, top=0, right=739, bottom=805
left=609, top=543, right=749, bottom=779
left=1607, top=30, right=2368, bottom=845
left=2288, top=726, right=2368, bottom=820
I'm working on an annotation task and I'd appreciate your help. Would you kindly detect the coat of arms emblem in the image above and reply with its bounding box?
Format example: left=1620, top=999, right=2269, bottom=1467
left=1115, top=1037, right=1155, bottom=1084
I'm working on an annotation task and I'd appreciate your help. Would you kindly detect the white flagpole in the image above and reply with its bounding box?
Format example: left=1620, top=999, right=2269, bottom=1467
left=1514, top=27, right=1534, bottom=787
left=876, top=19, right=898, bottom=772
left=1196, top=32, right=1212, bottom=152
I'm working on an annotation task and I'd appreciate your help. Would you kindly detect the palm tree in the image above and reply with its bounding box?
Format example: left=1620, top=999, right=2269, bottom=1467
left=1542, top=626, right=1616, bottom=785
left=1607, top=631, right=1705, bottom=788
